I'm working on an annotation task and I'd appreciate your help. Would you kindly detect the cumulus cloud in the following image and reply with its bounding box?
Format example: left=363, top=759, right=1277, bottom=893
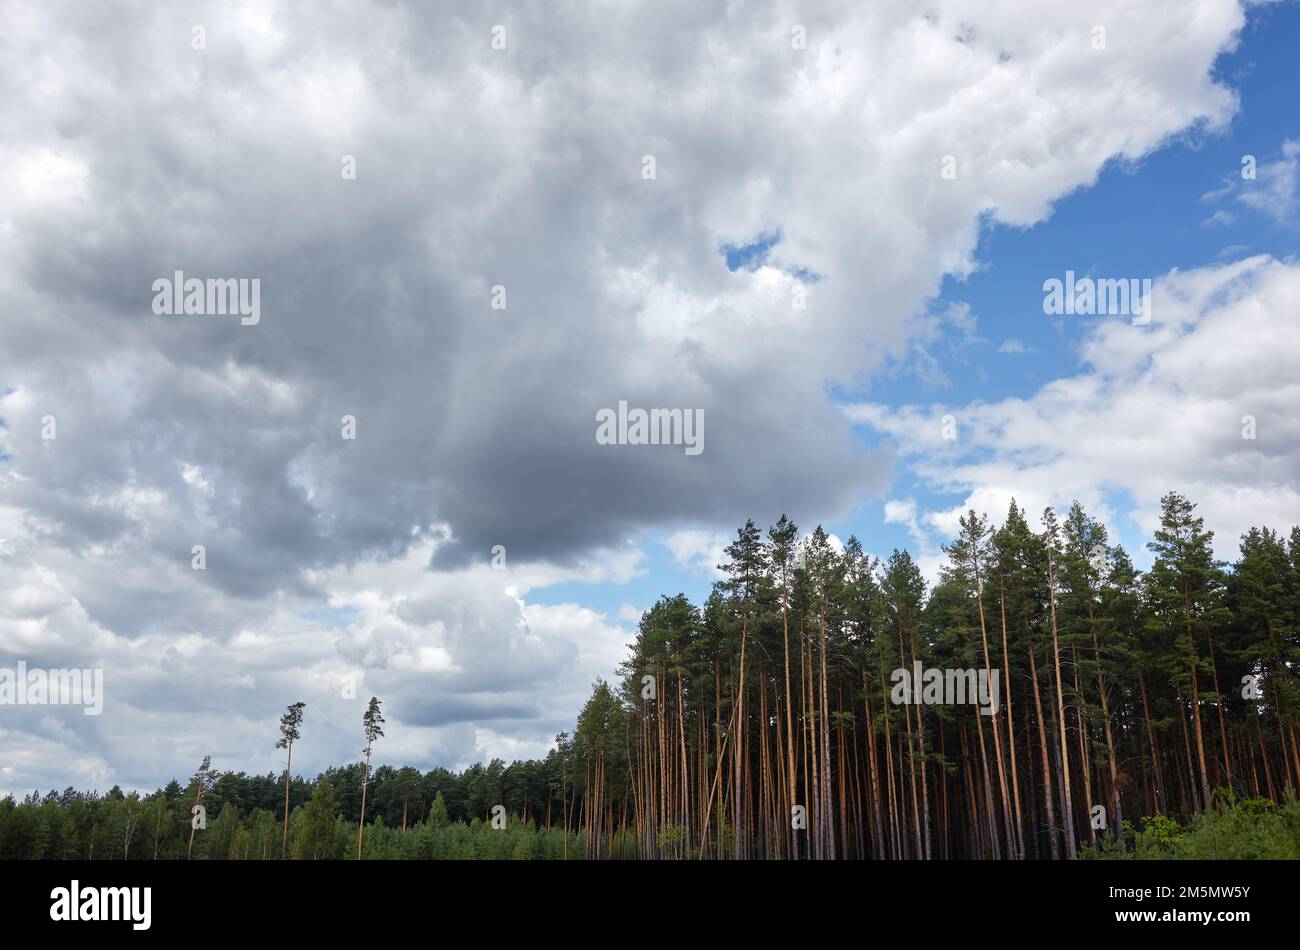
left=848, top=255, right=1300, bottom=561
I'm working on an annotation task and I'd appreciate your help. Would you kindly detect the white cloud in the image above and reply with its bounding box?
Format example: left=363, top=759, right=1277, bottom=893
left=1202, top=138, right=1300, bottom=227
left=1238, top=139, right=1300, bottom=224
left=662, top=530, right=729, bottom=578
left=883, top=498, right=926, bottom=546
left=850, top=255, right=1300, bottom=561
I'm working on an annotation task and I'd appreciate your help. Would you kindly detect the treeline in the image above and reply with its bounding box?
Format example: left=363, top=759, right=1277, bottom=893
left=568, top=491, right=1300, bottom=859
left=0, top=761, right=588, bottom=860
left=2, top=490, right=1299, bottom=860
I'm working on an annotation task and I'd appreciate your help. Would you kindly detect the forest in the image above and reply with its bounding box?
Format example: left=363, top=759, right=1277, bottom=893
left=3, top=491, right=1300, bottom=860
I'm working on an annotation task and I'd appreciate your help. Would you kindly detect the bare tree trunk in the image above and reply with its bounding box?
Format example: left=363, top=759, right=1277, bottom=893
left=356, top=746, right=372, bottom=860
left=282, top=742, right=293, bottom=858
left=1045, top=542, right=1077, bottom=858
left=999, top=572, right=1025, bottom=859
left=1028, top=639, right=1060, bottom=860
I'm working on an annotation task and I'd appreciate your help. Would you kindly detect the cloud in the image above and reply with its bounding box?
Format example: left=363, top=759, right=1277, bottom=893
left=1238, top=140, right=1300, bottom=224
left=662, top=529, right=729, bottom=578
left=883, top=498, right=926, bottom=545
left=849, top=255, right=1300, bottom=561
left=1202, top=139, right=1300, bottom=227
left=0, top=515, right=633, bottom=794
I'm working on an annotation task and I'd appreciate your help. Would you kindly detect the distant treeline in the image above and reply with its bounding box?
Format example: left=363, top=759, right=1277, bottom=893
left=0, top=768, right=588, bottom=860
left=3, top=490, right=1300, bottom=860
left=0, top=754, right=609, bottom=860
left=3, top=774, right=1299, bottom=860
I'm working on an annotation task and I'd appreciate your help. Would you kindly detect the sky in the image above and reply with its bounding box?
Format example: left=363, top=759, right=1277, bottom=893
left=2, top=0, right=1299, bottom=796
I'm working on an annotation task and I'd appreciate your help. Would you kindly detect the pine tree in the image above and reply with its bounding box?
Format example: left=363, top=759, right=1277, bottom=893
left=301, top=777, right=338, bottom=859
left=768, top=514, right=801, bottom=859
left=357, top=697, right=385, bottom=859
left=1145, top=492, right=1223, bottom=809
left=185, top=756, right=219, bottom=860
left=276, top=701, right=306, bottom=858
left=1041, top=507, right=1077, bottom=858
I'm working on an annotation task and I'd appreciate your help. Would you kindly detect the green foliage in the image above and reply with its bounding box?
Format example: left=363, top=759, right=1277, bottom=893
left=298, top=776, right=341, bottom=859
left=1081, top=792, right=1300, bottom=860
